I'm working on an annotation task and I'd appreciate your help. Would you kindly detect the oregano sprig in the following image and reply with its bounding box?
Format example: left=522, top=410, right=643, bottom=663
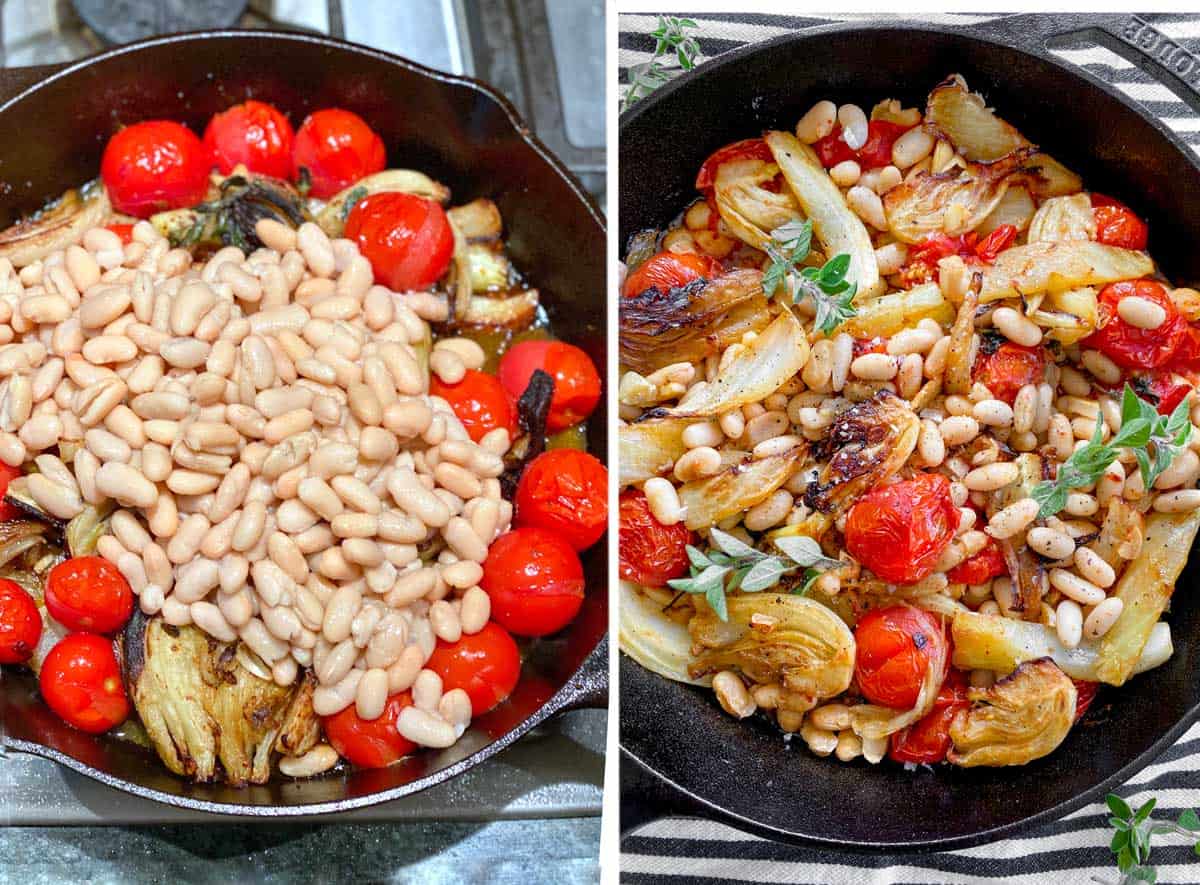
left=1098, top=793, right=1200, bottom=884
left=1031, top=384, right=1193, bottom=519
left=667, top=527, right=840, bottom=621
left=762, top=219, right=858, bottom=335
left=621, top=17, right=701, bottom=111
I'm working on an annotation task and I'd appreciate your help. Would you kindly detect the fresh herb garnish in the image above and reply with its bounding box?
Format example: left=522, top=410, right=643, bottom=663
left=667, top=527, right=840, bottom=621
left=1031, top=384, right=1193, bottom=518
left=762, top=219, right=858, bottom=335
left=1099, top=792, right=1200, bottom=883
left=621, top=16, right=701, bottom=111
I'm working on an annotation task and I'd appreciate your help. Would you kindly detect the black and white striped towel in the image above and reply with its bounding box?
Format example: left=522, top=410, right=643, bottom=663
left=618, top=12, right=1200, bottom=884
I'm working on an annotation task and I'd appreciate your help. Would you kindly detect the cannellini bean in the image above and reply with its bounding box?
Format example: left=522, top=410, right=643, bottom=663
left=1048, top=568, right=1106, bottom=606
left=986, top=498, right=1039, bottom=539
left=1117, top=295, right=1167, bottom=330
left=1027, top=526, right=1075, bottom=560
left=991, top=307, right=1042, bottom=347
left=1084, top=597, right=1124, bottom=639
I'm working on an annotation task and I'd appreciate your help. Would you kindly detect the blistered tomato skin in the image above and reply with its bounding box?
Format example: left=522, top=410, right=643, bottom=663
left=854, top=605, right=948, bottom=710
left=497, top=340, right=601, bottom=432
left=426, top=622, right=521, bottom=716
left=946, top=539, right=1008, bottom=586
left=1091, top=193, right=1148, bottom=250
left=429, top=370, right=516, bottom=443
left=0, top=579, right=42, bottom=664
left=344, top=192, right=454, bottom=292
left=321, top=691, right=417, bottom=768
left=888, top=670, right=969, bottom=764
left=203, top=100, right=295, bottom=179
left=39, top=633, right=130, bottom=734
left=623, top=251, right=722, bottom=299
left=481, top=528, right=585, bottom=637
left=618, top=490, right=694, bottom=588
left=44, top=556, right=134, bottom=635
left=515, top=449, right=608, bottom=551
left=694, top=138, right=775, bottom=190
left=292, top=108, right=386, bottom=199
left=844, top=474, right=959, bottom=585
left=1084, top=280, right=1185, bottom=370
left=973, top=340, right=1046, bottom=405
left=100, top=120, right=212, bottom=218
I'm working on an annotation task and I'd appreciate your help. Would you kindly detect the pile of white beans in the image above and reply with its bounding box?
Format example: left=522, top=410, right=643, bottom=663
left=0, top=215, right=511, bottom=754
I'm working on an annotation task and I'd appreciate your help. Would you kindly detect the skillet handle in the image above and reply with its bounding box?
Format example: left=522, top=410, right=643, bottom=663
left=543, top=636, right=609, bottom=714
left=963, top=13, right=1200, bottom=110
left=0, top=63, right=69, bottom=107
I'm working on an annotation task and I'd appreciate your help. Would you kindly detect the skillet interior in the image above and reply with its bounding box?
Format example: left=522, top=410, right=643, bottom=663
left=0, top=30, right=607, bottom=814
left=619, top=23, right=1200, bottom=849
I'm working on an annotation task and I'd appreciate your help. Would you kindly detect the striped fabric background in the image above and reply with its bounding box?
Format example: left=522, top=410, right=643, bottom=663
left=618, top=12, right=1200, bottom=884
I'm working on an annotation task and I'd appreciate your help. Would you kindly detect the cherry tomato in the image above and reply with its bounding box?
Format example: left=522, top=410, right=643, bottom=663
left=430, top=369, right=516, bottom=443
left=974, top=224, right=1019, bottom=262
left=44, top=556, right=134, bottom=635
left=888, top=670, right=970, bottom=764
left=854, top=605, right=948, bottom=710
left=694, top=138, right=775, bottom=190
left=515, top=449, right=608, bottom=551
left=1168, top=325, right=1200, bottom=373
left=344, top=191, right=453, bottom=292
left=1073, top=679, right=1099, bottom=722
left=39, top=633, right=129, bottom=733
left=292, top=108, right=386, bottom=199
left=0, top=461, right=23, bottom=521
left=618, top=490, right=694, bottom=588
left=623, top=251, right=722, bottom=299
left=844, top=474, right=959, bottom=585
left=0, top=579, right=41, bottom=664
left=946, top=539, right=1008, bottom=587
left=973, top=340, right=1046, bottom=405
left=852, top=336, right=888, bottom=358
left=498, top=340, right=601, bottom=432
left=100, top=120, right=211, bottom=218
left=482, top=528, right=585, bottom=636
left=202, top=100, right=295, bottom=179
left=1143, top=373, right=1192, bottom=416
left=1083, top=280, right=1185, bottom=370
left=813, top=120, right=914, bottom=170
left=1091, top=193, right=1148, bottom=250
left=426, top=622, right=521, bottom=716
left=321, top=690, right=416, bottom=768
left=104, top=223, right=135, bottom=245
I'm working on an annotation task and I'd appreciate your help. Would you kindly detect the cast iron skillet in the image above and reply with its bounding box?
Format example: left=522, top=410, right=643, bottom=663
left=620, top=14, right=1200, bottom=850
left=0, top=29, right=607, bottom=816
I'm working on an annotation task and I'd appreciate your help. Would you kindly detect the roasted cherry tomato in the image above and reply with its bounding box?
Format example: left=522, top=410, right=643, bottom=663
left=481, top=528, right=585, bottom=636
left=852, top=336, right=888, bottom=358
left=0, top=461, right=23, bottom=521
left=292, top=108, right=386, bottom=199
left=430, top=369, right=516, bottom=443
left=1083, top=280, right=1185, bottom=370
left=813, top=120, right=913, bottom=170
left=497, top=340, right=601, bottom=432
left=900, top=227, right=1016, bottom=286
left=0, top=579, right=41, bottom=664
left=888, top=670, right=970, bottom=764
left=44, top=556, right=134, bottom=635
left=1091, top=193, right=1148, bottom=250
left=1073, top=679, right=1099, bottom=722
left=623, top=251, right=722, bottom=299
left=344, top=191, right=454, bottom=292
left=618, top=489, right=694, bottom=588
left=946, top=539, right=1008, bottom=586
left=1168, top=324, right=1200, bottom=373
left=39, top=633, right=129, bottom=733
left=1142, top=373, right=1192, bottom=416
left=855, top=604, right=948, bottom=710
left=974, top=224, right=1020, bottom=262
left=515, top=449, right=608, bottom=552
left=202, top=100, right=295, bottom=179
left=973, top=340, right=1046, bottom=405
left=694, top=138, right=775, bottom=190
left=844, top=474, right=959, bottom=585
left=426, top=622, right=521, bottom=716
left=321, top=690, right=416, bottom=768
left=104, top=223, right=135, bottom=245
left=100, top=120, right=211, bottom=218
